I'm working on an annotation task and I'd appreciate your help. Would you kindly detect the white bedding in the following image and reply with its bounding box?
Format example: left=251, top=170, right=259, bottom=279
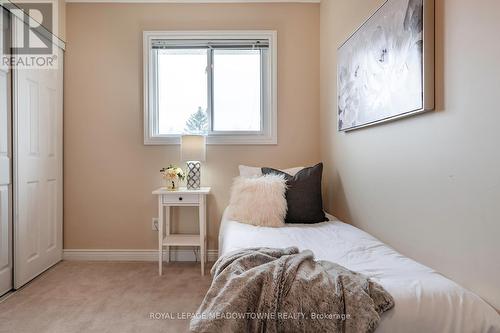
left=219, top=211, right=500, bottom=333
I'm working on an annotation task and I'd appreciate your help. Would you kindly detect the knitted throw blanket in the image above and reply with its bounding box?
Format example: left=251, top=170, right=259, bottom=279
left=190, top=247, right=394, bottom=333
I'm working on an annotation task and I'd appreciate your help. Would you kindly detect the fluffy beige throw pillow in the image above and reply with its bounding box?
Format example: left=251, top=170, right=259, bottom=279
left=226, top=174, right=287, bottom=227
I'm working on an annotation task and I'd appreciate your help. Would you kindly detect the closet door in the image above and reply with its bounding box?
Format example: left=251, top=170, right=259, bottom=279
left=13, top=38, right=63, bottom=287
left=0, top=8, right=12, bottom=296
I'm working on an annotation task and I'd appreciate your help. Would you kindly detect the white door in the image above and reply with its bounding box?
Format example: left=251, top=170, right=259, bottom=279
left=12, top=24, right=63, bottom=287
left=0, top=8, right=13, bottom=296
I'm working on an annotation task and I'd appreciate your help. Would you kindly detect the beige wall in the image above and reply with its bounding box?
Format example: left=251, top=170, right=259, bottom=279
left=320, top=0, right=500, bottom=309
left=64, top=3, right=320, bottom=250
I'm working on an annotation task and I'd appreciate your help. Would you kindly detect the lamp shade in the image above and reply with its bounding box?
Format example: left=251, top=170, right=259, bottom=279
left=181, top=135, right=206, bottom=162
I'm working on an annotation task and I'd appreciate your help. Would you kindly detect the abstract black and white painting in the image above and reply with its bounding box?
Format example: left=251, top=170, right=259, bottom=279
left=337, top=0, right=434, bottom=131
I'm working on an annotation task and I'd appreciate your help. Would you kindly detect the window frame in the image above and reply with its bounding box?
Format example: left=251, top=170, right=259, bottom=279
left=143, top=30, right=277, bottom=145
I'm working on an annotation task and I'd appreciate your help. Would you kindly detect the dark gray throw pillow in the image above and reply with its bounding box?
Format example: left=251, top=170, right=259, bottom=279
left=262, top=163, right=327, bottom=224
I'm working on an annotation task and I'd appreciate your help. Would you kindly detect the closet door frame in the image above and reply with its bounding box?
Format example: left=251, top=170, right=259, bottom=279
left=0, top=7, right=13, bottom=296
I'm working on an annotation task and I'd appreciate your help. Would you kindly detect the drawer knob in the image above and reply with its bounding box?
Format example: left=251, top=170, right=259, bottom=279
left=178, top=197, right=183, bottom=201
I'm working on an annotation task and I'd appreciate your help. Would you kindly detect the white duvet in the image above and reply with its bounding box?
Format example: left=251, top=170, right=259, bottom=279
left=219, top=212, right=500, bottom=333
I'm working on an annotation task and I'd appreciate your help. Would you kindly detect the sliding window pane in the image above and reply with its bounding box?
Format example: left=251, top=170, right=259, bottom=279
left=157, top=49, right=208, bottom=135
left=213, top=49, right=261, bottom=132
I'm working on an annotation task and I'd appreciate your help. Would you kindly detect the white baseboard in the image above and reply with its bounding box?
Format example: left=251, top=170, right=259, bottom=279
left=63, top=249, right=219, bottom=262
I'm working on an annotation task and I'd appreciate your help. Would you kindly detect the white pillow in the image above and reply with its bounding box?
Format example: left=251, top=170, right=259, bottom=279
left=238, top=165, right=304, bottom=178
left=226, top=174, right=287, bottom=228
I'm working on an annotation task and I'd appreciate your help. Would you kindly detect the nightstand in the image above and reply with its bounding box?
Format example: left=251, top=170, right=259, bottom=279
left=152, top=187, right=211, bottom=276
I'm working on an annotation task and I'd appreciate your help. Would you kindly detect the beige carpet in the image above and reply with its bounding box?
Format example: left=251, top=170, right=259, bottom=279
left=0, top=261, right=212, bottom=333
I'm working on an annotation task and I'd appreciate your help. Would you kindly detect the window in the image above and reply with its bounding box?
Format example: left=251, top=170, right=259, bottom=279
left=144, top=31, right=277, bottom=145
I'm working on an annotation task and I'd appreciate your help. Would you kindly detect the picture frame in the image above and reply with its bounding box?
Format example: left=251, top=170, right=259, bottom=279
left=337, top=0, right=435, bottom=131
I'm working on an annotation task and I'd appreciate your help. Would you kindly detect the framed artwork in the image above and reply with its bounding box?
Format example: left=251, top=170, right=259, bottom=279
left=337, top=0, right=434, bottom=131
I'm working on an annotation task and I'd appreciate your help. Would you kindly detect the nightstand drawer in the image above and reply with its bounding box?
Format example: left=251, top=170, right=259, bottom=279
left=162, top=193, right=199, bottom=205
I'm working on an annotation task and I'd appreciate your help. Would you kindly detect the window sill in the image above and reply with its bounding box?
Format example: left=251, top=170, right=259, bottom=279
left=144, top=134, right=277, bottom=145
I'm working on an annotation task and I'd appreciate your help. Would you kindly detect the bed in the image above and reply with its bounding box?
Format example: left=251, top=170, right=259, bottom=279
left=219, top=210, right=500, bottom=333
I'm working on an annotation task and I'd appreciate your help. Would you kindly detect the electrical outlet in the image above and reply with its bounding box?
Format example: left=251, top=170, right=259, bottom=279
left=152, top=218, right=159, bottom=231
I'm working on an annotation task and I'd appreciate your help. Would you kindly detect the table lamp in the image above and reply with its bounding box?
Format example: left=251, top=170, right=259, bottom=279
left=181, top=135, right=206, bottom=190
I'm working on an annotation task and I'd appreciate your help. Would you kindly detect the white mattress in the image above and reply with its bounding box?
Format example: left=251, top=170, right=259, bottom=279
left=219, top=211, right=500, bottom=333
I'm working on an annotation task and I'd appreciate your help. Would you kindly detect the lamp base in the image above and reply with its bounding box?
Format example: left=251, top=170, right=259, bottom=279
left=186, top=161, right=201, bottom=190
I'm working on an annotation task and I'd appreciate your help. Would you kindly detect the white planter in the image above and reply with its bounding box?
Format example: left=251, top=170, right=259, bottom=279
left=164, top=178, right=179, bottom=191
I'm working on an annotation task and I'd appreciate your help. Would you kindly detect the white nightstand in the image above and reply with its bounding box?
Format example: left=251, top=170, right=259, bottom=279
left=152, top=187, right=211, bottom=276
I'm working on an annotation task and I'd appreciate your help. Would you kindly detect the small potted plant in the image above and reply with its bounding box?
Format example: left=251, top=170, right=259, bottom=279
left=160, top=165, right=185, bottom=191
